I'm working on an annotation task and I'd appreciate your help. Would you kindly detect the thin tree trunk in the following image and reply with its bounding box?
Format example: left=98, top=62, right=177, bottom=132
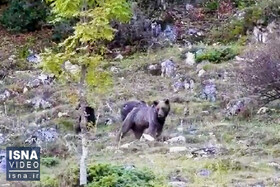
left=79, top=64, right=88, bottom=186
left=79, top=1, right=89, bottom=185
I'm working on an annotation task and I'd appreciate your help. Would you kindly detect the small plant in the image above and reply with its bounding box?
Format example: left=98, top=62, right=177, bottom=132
left=39, top=176, right=59, bottom=187
left=58, top=163, right=160, bottom=187
left=51, top=19, right=76, bottom=42
left=41, top=157, right=60, bottom=167
left=203, top=0, right=219, bottom=13
left=205, top=159, right=242, bottom=173
left=87, top=163, right=156, bottom=187
left=0, top=0, right=48, bottom=32
left=196, top=46, right=239, bottom=63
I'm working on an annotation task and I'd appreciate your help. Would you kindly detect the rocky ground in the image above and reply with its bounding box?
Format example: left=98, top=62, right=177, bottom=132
left=0, top=2, right=280, bottom=186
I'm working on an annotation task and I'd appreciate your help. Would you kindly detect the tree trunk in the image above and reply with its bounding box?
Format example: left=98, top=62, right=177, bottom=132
left=79, top=64, right=88, bottom=186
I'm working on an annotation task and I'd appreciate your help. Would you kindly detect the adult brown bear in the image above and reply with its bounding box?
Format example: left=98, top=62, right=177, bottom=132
left=117, top=99, right=170, bottom=140
left=120, top=100, right=146, bottom=121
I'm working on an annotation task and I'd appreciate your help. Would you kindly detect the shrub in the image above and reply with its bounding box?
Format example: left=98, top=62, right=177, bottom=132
left=208, top=0, right=280, bottom=43
left=59, top=163, right=160, bottom=187
left=39, top=176, right=59, bottom=187
left=87, top=164, right=156, bottom=187
left=196, top=46, right=239, bottom=63
left=41, top=157, right=60, bottom=167
left=51, top=19, right=75, bottom=42
left=240, top=40, right=280, bottom=104
left=0, top=0, right=48, bottom=32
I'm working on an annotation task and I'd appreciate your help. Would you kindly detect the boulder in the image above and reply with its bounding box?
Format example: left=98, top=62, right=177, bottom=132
left=28, top=97, right=52, bottom=110
left=140, top=134, right=155, bottom=142
left=147, top=64, right=161, bottom=76
left=185, top=52, right=195, bottom=66
left=27, top=54, right=41, bottom=64
left=0, top=150, right=5, bottom=173
left=168, top=181, right=188, bottom=187
left=165, top=136, right=186, bottom=144
left=201, top=82, right=217, bottom=102
left=161, top=59, right=176, bottom=77
left=25, top=127, right=58, bottom=146
left=64, top=60, right=79, bottom=75
left=169, top=147, right=187, bottom=153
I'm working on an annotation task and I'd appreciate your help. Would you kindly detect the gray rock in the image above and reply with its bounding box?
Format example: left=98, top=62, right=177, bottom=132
left=250, top=182, right=265, bottom=187
left=38, top=73, right=55, bottom=85
left=27, top=54, right=41, bottom=64
left=8, top=55, right=16, bottom=62
left=151, top=22, right=162, bottom=37
left=191, top=147, right=219, bottom=157
left=0, top=133, right=4, bottom=144
left=226, top=98, right=254, bottom=116
left=115, top=54, right=124, bottom=60
left=25, top=127, right=58, bottom=146
left=0, top=89, right=11, bottom=102
left=168, top=181, right=187, bottom=187
left=28, top=97, right=52, bottom=109
left=165, top=136, right=186, bottom=144
left=163, top=25, right=177, bottom=42
left=169, top=147, right=187, bottom=153
left=26, top=79, right=41, bottom=88
left=172, top=76, right=194, bottom=92
left=201, top=82, right=217, bottom=102
left=0, top=150, right=5, bottom=173
left=198, top=69, right=206, bottom=77
left=161, top=59, right=176, bottom=78
left=185, top=52, right=195, bottom=66
left=198, top=169, right=211, bottom=177
left=148, top=64, right=161, bottom=76
left=64, top=60, right=79, bottom=74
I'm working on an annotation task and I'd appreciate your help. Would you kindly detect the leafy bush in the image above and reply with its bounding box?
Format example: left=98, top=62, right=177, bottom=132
left=208, top=0, right=280, bottom=43
left=41, top=157, right=60, bottom=167
left=51, top=19, right=75, bottom=42
left=0, top=0, right=48, bottom=32
left=59, top=163, right=160, bottom=187
left=39, top=176, right=59, bottom=187
left=87, top=164, right=156, bottom=187
left=196, top=46, right=239, bottom=63
left=203, top=0, right=219, bottom=13
left=240, top=40, right=280, bottom=104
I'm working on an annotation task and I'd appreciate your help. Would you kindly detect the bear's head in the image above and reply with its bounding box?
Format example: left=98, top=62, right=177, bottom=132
left=153, top=99, right=170, bottom=119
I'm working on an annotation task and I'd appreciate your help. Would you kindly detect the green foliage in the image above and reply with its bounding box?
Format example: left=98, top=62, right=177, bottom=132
left=203, top=0, right=219, bottom=13
left=51, top=19, right=76, bottom=42
left=208, top=0, right=280, bottom=43
left=56, top=118, right=74, bottom=131
left=17, top=37, right=35, bottom=59
left=41, top=157, right=60, bottom=167
left=205, top=159, right=242, bottom=173
left=42, top=0, right=131, bottom=91
left=58, top=163, right=160, bottom=187
left=87, top=163, right=156, bottom=187
left=0, top=0, right=48, bottom=32
left=231, top=0, right=256, bottom=9
left=39, top=176, right=59, bottom=187
left=196, top=46, right=239, bottom=63
left=208, top=19, right=246, bottom=43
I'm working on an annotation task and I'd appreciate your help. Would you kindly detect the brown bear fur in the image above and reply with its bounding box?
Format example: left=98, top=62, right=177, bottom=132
left=120, top=100, right=146, bottom=121
left=117, top=99, right=170, bottom=140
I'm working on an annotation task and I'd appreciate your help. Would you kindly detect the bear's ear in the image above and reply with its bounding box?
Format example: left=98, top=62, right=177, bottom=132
left=164, top=99, right=170, bottom=105
left=152, top=101, right=159, bottom=107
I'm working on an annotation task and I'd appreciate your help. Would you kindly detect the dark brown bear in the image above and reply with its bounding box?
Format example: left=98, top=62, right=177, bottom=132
left=117, top=99, right=170, bottom=140
left=75, top=104, right=96, bottom=134
left=120, top=100, right=146, bottom=121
